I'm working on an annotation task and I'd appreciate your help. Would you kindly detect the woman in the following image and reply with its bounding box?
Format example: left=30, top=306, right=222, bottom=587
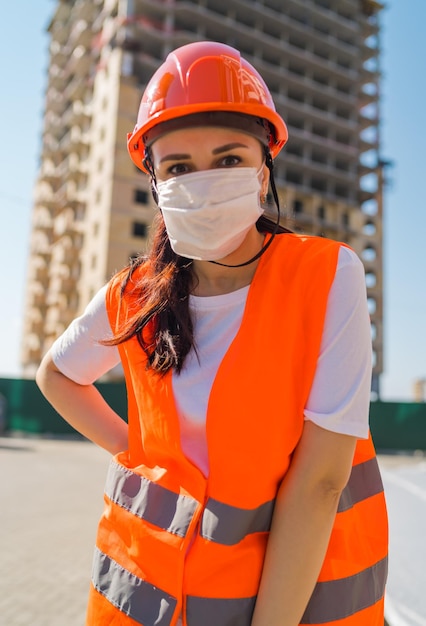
left=37, top=41, right=388, bottom=626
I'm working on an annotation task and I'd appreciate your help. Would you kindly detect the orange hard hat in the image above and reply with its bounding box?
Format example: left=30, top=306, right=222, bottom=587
left=127, top=41, right=288, bottom=173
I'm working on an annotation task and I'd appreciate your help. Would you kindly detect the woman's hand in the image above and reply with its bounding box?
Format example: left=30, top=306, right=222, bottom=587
left=36, top=351, right=128, bottom=455
left=251, top=420, right=357, bottom=626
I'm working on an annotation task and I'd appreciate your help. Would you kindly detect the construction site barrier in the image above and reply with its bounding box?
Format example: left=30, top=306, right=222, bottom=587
left=0, top=377, right=127, bottom=436
left=0, top=377, right=425, bottom=451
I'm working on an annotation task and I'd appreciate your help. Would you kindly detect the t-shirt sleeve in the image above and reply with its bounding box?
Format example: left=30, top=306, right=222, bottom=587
left=50, top=284, right=121, bottom=385
left=304, top=246, right=372, bottom=439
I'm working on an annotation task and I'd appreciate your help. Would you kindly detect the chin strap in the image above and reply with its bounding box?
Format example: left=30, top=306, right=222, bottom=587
left=210, top=150, right=281, bottom=268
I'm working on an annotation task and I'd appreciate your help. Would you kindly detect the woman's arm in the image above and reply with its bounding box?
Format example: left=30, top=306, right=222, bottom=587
left=251, top=420, right=357, bottom=626
left=36, top=351, right=128, bottom=455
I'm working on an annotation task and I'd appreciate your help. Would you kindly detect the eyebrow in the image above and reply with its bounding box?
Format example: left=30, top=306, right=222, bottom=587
left=212, top=142, right=250, bottom=154
left=158, top=142, right=250, bottom=164
left=158, top=153, right=191, bottom=164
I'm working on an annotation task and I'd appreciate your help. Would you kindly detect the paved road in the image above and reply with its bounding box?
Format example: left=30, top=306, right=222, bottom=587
left=0, top=436, right=110, bottom=626
left=380, top=453, right=426, bottom=626
left=1, top=435, right=425, bottom=625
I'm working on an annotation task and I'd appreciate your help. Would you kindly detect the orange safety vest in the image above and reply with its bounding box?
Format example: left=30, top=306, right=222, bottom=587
left=86, top=234, right=388, bottom=626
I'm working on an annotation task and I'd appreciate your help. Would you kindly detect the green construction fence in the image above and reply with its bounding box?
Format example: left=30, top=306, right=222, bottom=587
left=0, top=377, right=127, bottom=436
left=0, top=377, right=426, bottom=451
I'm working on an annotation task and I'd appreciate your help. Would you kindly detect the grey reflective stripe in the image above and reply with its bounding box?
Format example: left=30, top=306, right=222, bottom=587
left=92, top=548, right=177, bottom=625
left=186, top=595, right=256, bottom=626
left=185, top=557, right=387, bottom=625
left=201, top=497, right=275, bottom=545
left=105, top=460, right=198, bottom=537
left=301, top=556, right=388, bottom=624
left=338, top=457, right=384, bottom=513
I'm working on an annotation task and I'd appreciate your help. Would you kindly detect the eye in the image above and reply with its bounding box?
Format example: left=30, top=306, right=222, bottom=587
left=167, top=162, right=191, bottom=176
left=219, top=155, right=242, bottom=167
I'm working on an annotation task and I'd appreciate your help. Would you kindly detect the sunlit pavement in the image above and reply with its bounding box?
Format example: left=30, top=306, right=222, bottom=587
left=0, top=436, right=110, bottom=626
left=1, top=436, right=425, bottom=626
left=379, top=453, right=426, bottom=626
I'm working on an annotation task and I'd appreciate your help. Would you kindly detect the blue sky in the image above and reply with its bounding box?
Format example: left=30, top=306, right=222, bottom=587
left=0, top=1, right=425, bottom=401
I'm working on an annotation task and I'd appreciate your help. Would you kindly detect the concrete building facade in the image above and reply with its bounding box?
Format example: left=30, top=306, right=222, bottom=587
left=22, top=0, right=385, bottom=393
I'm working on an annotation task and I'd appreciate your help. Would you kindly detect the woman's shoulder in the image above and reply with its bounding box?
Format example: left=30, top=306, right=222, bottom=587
left=276, top=231, right=343, bottom=249
left=272, top=232, right=347, bottom=265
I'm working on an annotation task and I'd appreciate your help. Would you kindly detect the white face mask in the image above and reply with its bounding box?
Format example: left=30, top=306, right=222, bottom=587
left=156, top=167, right=265, bottom=261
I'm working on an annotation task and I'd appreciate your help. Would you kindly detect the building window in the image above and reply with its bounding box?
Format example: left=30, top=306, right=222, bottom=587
left=367, top=297, right=376, bottom=314
left=335, top=131, right=351, bottom=145
left=317, top=206, right=325, bottom=220
left=312, top=123, right=328, bottom=138
left=293, top=199, right=304, bottom=214
left=365, top=272, right=377, bottom=288
left=287, top=142, right=303, bottom=158
left=363, top=220, right=376, bottom=235
left=336, top=82, right=351, bottom=95
left=312, top=150, right=327, bottom=165
left=288, top=62, right=305, bottom=77
left=312, top=97, right=328, bottom=112
left=336, top=159, right=350, bottom=172
left=287, top=116, right=305, bottom=130
left=312, top=72, right=328, bottom=87
left=134, top=189, right=148, bottom=204
left=286, top=169, right=303, bottom=185
left=335, top=184, right=349, bottom=198
left=207, top=0, right=228, bottom=16
left=362, top=199, right=378, bottom=215
left=288, top=88, right=305, bottom=103
left=362, top=246, right=376, bottom=262
left=132, top=221, right=147, bottom=238
left=336, top=107, right=351, bottom=120
left=311, top=177, right=327, bottom=192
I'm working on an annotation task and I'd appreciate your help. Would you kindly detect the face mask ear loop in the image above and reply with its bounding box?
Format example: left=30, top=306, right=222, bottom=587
left=143, top=150, right=159, bottom=205
left=265, top=149, right=281, bottom=235
left=210, top=148, right=281, bottom=269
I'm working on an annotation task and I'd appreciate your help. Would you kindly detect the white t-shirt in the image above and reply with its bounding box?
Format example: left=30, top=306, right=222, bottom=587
left=51, top=246, right=371, bottom=474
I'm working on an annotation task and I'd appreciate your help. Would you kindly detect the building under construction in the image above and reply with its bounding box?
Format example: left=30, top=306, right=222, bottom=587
left=22, top=0, right=385, bottom=393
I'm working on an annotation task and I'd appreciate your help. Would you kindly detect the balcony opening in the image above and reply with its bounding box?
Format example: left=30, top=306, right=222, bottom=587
left=365, top=272, right=377, bottom=288
left=134, top=189, right=149, bottom=205
left=363, top=220, right=376, bottom=235
left=335, top=184, right=349, bottom=198
left=286, top=169, right=303, bottom=185
left=367, top=297, right=376, bottom=314
left=311, top=177, right=327, bottom=192
left=293, top=199, right=304, bottom=214
left=132, top=221, right=148, bottom=238
left=312, top=150, right=327, bottom=165
left=362, top=246, right=376, bottom=262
